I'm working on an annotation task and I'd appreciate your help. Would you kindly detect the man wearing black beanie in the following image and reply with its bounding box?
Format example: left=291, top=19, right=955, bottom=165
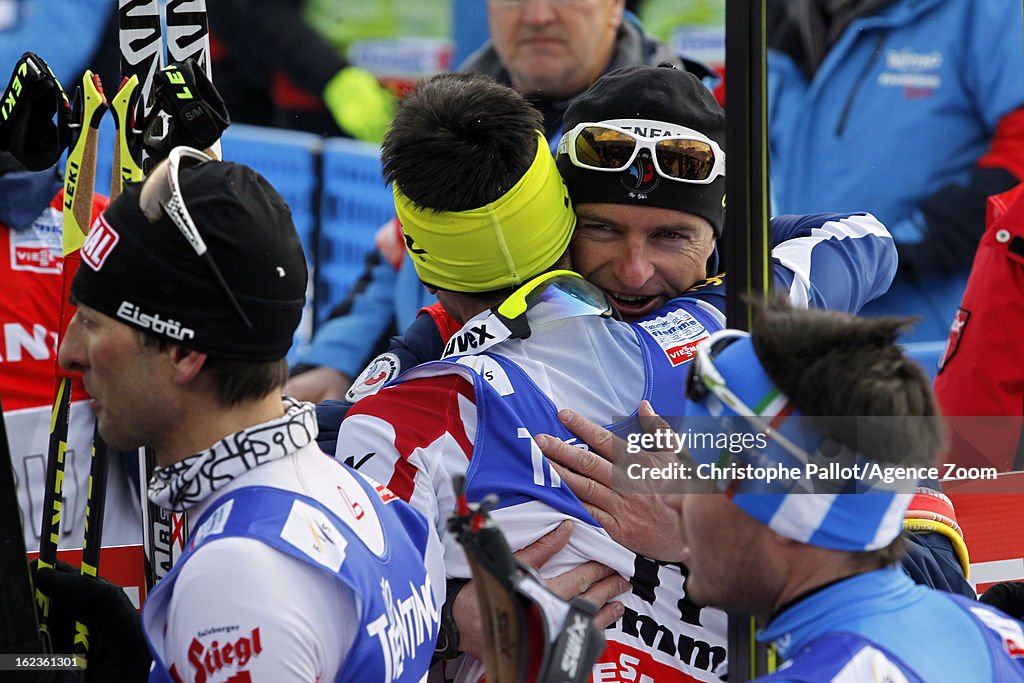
left=37, top=148, right=443, bottom=682
left=325, top=64, right=900, bottom=428
left=556, top=62, right=898, bottom=323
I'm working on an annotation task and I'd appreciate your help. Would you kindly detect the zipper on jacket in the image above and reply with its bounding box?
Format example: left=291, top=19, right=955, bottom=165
left=835, top=31, right=890, bottom=137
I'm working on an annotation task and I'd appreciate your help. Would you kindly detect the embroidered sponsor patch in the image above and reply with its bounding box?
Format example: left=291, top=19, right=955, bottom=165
left=878, top=47, right=943, bottom=98
left=117, top=301, right=196, bottom=341
left=346, top=352, right=401, bottom=403
left=280, top=499, right=348, bottom=572
left=81, top=215, right=120, bottom=271
left=937, top=308, right=970, bottom=373
left=636, top=308, right=710, bottom=367
left=375, top=484, right=398, bottom=504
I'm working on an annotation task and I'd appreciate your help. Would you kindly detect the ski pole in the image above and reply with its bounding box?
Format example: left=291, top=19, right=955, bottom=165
left=118, top=0, right=193, bottom=593
left=70, top=72, right=112, bottom=658
left=109, top=74, right=142, bottom=201
left=73, top=423, right=110, bottom=670
left=723, top=0, right=773, bottom=680
left=36, top=69, right=107, bottom=642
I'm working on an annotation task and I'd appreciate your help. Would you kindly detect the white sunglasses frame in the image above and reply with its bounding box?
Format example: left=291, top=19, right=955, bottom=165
left=557, top=121, right=726, bottom=185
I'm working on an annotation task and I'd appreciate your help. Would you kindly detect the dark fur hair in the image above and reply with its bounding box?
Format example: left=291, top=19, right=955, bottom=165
left=750, top=297, right=946, bottom=469
left=381, top=72, right=544, bottom=212
left=139, top=332, right=287, bottom=407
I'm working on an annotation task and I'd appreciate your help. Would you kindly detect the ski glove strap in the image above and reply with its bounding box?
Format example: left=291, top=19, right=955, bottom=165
left=143, top=58, right=230, bottom=158
left=0, top=52, right=72, bottom=171
left=434, top=578, right=469, bottom=661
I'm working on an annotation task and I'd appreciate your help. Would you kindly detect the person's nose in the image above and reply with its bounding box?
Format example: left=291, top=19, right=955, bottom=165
left=521, top=0, right=558, bottom=26
left=613, top=242, right=655, bottom=291
left=57, top=315, right=86, bottom=374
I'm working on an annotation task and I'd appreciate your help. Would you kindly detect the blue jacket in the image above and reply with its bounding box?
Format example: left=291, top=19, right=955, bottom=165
left=767, top=0, right=1024, bottom=341
left=758, top=568, right=1024, bottom=682
left=294, top=252, right=432, bottom=378
left=144, top=483, right=439, bottom=683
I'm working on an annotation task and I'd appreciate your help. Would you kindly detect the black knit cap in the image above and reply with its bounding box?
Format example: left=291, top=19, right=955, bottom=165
left=72, top=158, right=307, bottom=361
left=558, top=63, right=726, bottom=237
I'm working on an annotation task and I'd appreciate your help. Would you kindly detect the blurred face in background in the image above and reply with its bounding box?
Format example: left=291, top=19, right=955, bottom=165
left=488, top=0, right=625, bottom=100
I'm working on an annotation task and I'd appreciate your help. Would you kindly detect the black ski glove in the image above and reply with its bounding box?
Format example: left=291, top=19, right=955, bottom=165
left=142, top=57, right=229, bottom=159
left=33, top=560, right=151, bottom=682
left=0, top=52, right=72, bottom=170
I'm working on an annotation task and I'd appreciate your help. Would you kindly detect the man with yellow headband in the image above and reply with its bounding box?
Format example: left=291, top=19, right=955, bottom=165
left=284, top=0, right=704, bottom=403
left=323, top=64, right=899, bottom=439
left=334, top=69, right=900, bottom=682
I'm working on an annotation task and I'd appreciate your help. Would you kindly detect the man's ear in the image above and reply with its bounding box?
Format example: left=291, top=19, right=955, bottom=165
left=167, top=346, right=207, bottom=384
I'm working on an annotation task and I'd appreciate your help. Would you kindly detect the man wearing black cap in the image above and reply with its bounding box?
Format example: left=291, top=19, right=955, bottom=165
left=547, top=62, right=975, bottom=600
left=42, top=149, right=442, bottom=682
left=556, top=63, right=895, bottom=324
left=334, top=69, right=899, bottom=682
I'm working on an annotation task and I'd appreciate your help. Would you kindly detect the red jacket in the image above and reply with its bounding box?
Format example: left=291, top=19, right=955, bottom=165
left=934, top=184, right=1024, bottom=472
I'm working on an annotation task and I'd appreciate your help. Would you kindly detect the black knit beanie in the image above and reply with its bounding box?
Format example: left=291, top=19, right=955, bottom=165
left=72, top=157, right=307, bottom=361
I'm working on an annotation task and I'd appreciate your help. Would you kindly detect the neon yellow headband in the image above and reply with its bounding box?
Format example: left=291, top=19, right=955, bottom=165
left=393, top=132, right=576, bottom=293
